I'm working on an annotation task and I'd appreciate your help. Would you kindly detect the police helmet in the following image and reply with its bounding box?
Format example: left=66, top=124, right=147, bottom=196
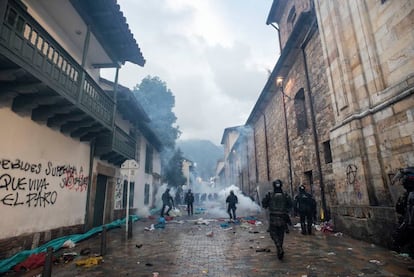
left=273, top=179, right=283, bottom=189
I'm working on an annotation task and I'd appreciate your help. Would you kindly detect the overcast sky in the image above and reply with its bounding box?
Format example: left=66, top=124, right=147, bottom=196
left=102, top=0, right=279, bottom=146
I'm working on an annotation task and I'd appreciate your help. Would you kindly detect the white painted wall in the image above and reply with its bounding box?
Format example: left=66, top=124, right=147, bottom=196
left=0, top=107, right=90, bottom=239
left=116, top=133, right=161, bottom=216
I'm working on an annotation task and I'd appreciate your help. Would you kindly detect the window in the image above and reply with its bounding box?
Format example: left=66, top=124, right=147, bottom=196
left=144, top=184, right=150, bottom=205
left=323, top=140, right=333, bottom=164
left=294, top=88, right=308, bottom=134
left=145, top=144, right=153, bottom=174
left=287, top=6, right=296, bottom=33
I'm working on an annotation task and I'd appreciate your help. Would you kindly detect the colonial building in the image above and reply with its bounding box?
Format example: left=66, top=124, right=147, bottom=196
left=223, top=0, right=414, bottom=247
left=0, top=0, right=158, bottom=259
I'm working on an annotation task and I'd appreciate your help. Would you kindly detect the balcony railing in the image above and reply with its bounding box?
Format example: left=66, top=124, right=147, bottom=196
left=0, top=0, right=114, bottom=129
left=113, top=126, right=136, bottom=160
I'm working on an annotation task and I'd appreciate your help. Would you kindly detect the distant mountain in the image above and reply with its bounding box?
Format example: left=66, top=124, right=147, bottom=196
left=177, top=139, right=224, bottom=181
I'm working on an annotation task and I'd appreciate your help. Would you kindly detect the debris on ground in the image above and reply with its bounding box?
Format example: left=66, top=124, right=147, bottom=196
left=145, top=224, right=155, bottom=231
left=369, top=259, right=382, bottom=265
left=13, top=252, right=48, bottom=272
left=62, top=239, right=76, bottom=248
left=75, top=256, right=103, bottom=268
left=80, top=248, right=91, bottom=256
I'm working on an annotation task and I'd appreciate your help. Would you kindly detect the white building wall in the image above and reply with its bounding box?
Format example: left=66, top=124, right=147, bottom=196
left=0, top=107, right=90, bottom=240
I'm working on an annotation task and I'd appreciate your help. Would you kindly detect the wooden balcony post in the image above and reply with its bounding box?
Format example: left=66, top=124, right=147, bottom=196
left=77, top=25, right=90, bottom=104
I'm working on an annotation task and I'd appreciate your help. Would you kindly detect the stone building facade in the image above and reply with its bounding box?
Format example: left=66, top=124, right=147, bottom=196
left=222, top=0, right=413, bottom=247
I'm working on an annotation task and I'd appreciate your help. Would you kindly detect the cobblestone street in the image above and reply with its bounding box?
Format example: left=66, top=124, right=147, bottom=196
left=27, top=212, right=414, bottom=277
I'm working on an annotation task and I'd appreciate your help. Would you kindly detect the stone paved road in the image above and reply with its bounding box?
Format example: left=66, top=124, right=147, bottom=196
left=13, top=213, right=414, bottom=277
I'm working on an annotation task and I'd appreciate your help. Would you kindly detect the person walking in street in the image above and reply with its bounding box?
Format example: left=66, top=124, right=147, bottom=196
left=294, top=185, right=317, bottom=235
left=262, top=179, right=292, bottom=260
left=184, top=189, right=195, bottom=216
left=161, top=188, right=174, bottom=217
left=226, top=190, right=238, bottom=222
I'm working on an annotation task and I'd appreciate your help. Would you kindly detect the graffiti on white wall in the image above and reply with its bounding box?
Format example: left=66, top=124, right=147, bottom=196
left=115, top=177, right=123, bottom=209
left=0, top=158, right=88, bottom=208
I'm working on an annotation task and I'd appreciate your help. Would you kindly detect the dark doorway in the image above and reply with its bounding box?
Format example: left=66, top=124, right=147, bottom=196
left=305, top=170, right=313, bottom=194
left=93, top=174, right=107, bottom=227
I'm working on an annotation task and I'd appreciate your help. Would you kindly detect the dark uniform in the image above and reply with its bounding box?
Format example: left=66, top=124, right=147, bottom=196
left=392, top=167, right=414, bottom=257
left=294, top=185, right=316, bottom=235
left=226, top=190, right=238, bottom=221
left=161, top=188, right=174, bottom=217
left=184, top=189, right=195, bottom=216
left=262, top=179, right=292, bottom=260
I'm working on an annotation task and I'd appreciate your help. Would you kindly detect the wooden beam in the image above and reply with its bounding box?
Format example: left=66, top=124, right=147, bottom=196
left=60, top=118, right=95, bottom=133
left=0, top=82, right=47, bottom=94
left=70, top=124, right=104, bottom=138
left=0, top=68, right=27, bottom=81
left=47, top=112, right=87, bottom=127
left=32, top=105, right=77, bottom=121
left=12, top=94, right=62, bottom=113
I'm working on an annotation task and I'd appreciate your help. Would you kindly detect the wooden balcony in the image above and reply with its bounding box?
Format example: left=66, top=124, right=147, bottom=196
left=0, top=0, right=137, bottom=164
left=95, top=126, right=136, bottom=165
left=0, top=0, right=113, bottom=138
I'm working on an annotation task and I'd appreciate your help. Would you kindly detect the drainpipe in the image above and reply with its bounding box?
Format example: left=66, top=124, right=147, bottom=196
left=263, top=113, right=270, bottom=182
left=279, top=82, right=294, bottom=199
left=300, top=20, right=328, bottom=220
left=253, top=126, right=259, bottom=184
left=269, top=23, right=283, bottom=56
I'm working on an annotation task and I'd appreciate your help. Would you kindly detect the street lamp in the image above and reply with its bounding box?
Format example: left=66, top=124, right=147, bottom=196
left=277, top=77, right=294, bottom=199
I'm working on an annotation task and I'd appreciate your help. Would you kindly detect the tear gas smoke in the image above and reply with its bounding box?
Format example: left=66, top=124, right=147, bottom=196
left=139, top=183, right=261, bottom=218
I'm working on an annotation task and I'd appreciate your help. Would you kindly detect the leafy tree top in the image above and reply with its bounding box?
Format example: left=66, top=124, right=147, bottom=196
left=133, top=76, right=181, bottom=150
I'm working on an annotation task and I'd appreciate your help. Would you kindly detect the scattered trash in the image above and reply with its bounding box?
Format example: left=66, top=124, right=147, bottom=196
left=155, top=222, right=165, bottom=229
left=62, top=239, right=76, bottom=248
left=347, top=248, right=353, bottom=251
left=75, top=256, right=103, bottom=268
left=327, top=252, right=336, bottom=256
left=152, top=272, right=159, bottom=277
left=320, top=221, right=334, bottom=233
left=294, top=223, right=302, bottom=228
left=61, top=252, right=77, bottom=263
left=145, top=263, right=153, bottom=266
left=202, top=269, right=208, bottom=274
left=206, top=231, right=214, bottom=237
left=260, top=236, right=265, bottom=239
left=196, top=218, right=211, bottom=225
left=220, top=223, right=230, bottom=228
left=369, top=259, right=381, bottom=265
left=145, top=224, right=155, bottom=231
left=334, top=232, right=343, bottom=237
left=249, top=231, right=259, bottom=234
left=80, top=248, right=91, bottom=256
left=169, top=208, right=182, bottom=217
left=13, top=253, right=48, bottom=272
left=398, top=253, right=410, bottom=258
left=136, top=244, right=143, bottom=248
left=222, top=227, right=233, bottom=231
left=255, top=248, right=271, bottom=252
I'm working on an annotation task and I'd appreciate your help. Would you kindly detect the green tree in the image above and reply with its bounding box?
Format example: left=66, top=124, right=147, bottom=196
left=163, top=148, right=187, bottom=188
left=133, top=76, right=181, bottom=150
